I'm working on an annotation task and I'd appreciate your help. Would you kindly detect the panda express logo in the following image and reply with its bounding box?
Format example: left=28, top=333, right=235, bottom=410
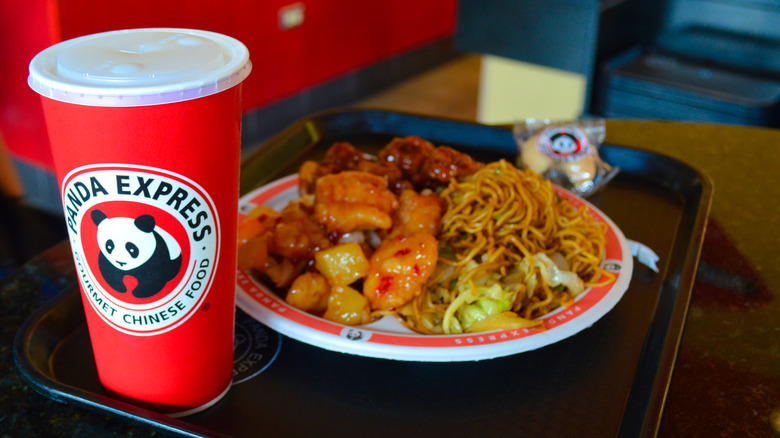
left=537, top=126, right=591, bottom=163
left=61, top=164, right=220, bottom=336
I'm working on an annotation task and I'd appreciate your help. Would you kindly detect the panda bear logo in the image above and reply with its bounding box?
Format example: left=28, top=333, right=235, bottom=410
left=538, top=127, right=590, bottom=162
left=91, top=209, right=183, bottom=299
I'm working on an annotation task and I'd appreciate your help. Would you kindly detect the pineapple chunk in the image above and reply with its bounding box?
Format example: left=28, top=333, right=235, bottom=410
left=323, top=285, right=370, bottom=326
left=314, top=242, right=369, bottom=285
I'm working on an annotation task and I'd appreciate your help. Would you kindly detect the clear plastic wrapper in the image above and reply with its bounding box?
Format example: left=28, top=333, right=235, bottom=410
left=513, top=118, right=618, bottom=197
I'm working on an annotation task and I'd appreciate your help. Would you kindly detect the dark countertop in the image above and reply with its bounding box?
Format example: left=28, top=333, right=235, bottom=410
left=2, top=118, right=779, bottom=437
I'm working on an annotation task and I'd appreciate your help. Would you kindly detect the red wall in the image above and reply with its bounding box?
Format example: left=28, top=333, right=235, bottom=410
left=1, top=0, right=456, bottom=171
left=0, top=1, right=60, bottom=169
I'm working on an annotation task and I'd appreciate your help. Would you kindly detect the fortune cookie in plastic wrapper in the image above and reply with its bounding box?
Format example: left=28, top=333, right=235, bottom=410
left=513, top=118, right=618, bottom=197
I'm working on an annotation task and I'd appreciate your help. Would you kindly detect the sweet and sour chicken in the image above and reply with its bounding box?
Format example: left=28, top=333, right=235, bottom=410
left=238, top=136, right=482, bottom=325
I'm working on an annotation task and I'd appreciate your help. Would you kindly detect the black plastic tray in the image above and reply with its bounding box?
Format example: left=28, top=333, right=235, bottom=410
left=15, top=110, right=712, bottom=437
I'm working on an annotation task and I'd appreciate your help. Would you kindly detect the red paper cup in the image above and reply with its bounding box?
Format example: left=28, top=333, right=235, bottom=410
left=28, top=28, right=251, bottom=416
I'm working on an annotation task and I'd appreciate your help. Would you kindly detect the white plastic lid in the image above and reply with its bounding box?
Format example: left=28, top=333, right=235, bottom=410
left=29, top=28, right=251, bottom=107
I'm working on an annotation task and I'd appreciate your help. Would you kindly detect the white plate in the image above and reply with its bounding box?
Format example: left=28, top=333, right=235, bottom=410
left=235, top=174, right=633, bottom=361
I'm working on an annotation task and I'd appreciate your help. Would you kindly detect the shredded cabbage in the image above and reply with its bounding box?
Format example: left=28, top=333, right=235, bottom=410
left=439, top=253, right=584, bottom=334
left=519, top=253, right=584, bottom=297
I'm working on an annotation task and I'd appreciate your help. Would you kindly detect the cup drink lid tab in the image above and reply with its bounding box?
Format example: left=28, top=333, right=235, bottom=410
left=29, top=28, right=251, bottom=107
